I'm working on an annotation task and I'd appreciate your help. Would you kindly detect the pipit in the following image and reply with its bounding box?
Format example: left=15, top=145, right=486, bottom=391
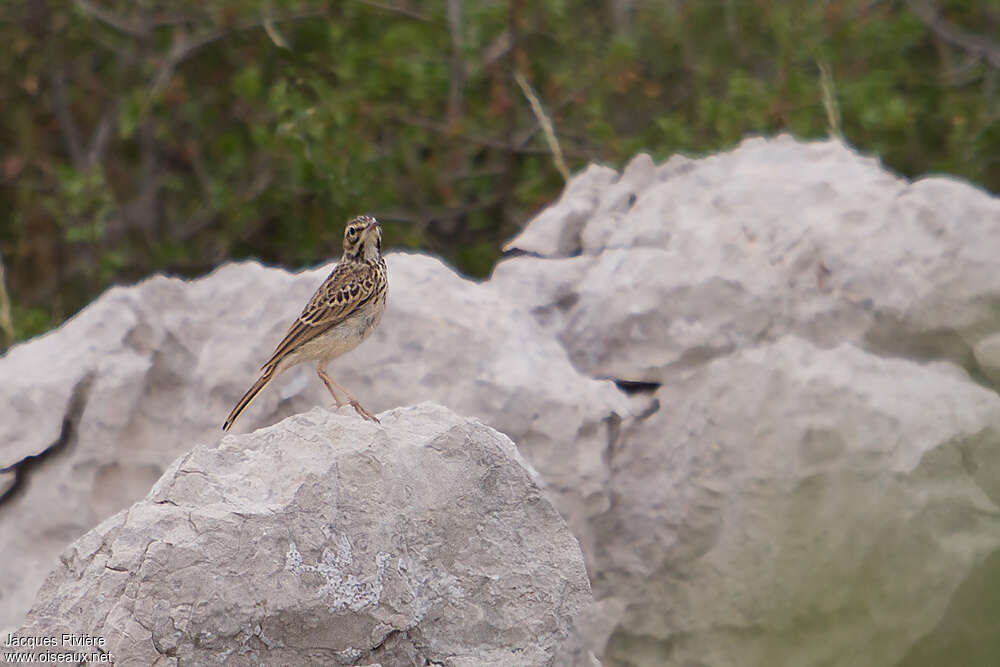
left=223, top=215, right=388, bottom=431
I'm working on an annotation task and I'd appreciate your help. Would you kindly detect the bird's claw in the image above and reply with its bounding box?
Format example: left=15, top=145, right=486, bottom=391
left=350, top=401, right=379, bottom=423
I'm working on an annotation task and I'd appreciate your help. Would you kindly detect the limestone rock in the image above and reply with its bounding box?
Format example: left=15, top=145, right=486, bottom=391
left=309, top=254, right=631, bottom=551
left=503, top=163, right=619, bottom=257
left=974, top=332, right=1000, bottom=386
left=594, top=337, right=1000, bottom=666
left=491, top=137, right=1000, bottom=664
left=0, top=254, right=626, bottom=631
left=8, top=134, right=1000, bottom=666
left=494, top=135, right=1000, bottom=384
left=15, top=404, right=592, bottom=666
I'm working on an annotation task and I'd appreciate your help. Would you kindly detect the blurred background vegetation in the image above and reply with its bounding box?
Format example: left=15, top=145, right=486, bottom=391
left=1, top=0, right=998, bottom=348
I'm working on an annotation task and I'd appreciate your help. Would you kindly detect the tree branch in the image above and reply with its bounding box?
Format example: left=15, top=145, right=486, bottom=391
left=446, top=0, right=465, bottom=124
left=0, top=253, right=14, bottom=349
left=390, top=113, right=589, bottom=158
left=515, top=72, right=570, bottom=181
left=907, top=0, right=1000, bottom=68
left=85, top=98, right=120, bottom=168
left=149, top=10, right=327, bottom=97
left=74, top=0, right=148, bottom=37
left=352, top=0, right=437, bottom=24
left=49, top=63, right=85, bottom=169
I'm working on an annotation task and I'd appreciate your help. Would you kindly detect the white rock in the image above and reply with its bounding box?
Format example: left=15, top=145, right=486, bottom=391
left=493, top=135, right=1000, bottom=383
left=974, top=332, right=1000, bottom=386
left=15, top=404, right=592, bottom=665
left=7, top=135, right=1000, bottom=665
left=504, top=164, right=619, bottom=256
left=579, top=153, right=657, bottom=253
left=0, top=253, right=627, bottom=631
left=593, top=337, right=1000, bottom=665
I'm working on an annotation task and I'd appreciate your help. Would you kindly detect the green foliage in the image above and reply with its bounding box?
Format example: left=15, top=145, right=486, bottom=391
left=0, top=0, right=998, bottom=346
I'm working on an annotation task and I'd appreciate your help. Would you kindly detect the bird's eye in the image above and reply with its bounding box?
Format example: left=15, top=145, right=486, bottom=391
left=348, top=227, right=357, bottom=236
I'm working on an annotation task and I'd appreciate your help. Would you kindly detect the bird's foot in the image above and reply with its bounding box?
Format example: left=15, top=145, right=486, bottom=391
left=350, top=400, right=380, bottom=423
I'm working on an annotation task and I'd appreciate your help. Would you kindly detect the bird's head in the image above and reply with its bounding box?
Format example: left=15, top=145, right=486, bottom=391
left=343, top=215, right=382, bottom=261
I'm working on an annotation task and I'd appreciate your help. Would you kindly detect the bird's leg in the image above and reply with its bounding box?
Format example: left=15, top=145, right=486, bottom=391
left=316, top=366, right=345, bottom=408
left=316, top=365, right=379, bottom=423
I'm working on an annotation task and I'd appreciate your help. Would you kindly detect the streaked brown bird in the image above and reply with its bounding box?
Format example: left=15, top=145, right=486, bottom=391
left=223, top=215, right=387, bottom=431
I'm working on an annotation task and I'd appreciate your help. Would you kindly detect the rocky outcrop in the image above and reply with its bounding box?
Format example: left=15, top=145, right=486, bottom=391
left=5, top=134, right=1000, bottom=665
left=592, top=338, right=1000, bottom=666
left=494, top=135, right=1000, bottom=384
left=14, top=404, right=592, bottom=665
left=488, top=135, right=1000, bottom=665
left=0, top=253, right=625, bottom=634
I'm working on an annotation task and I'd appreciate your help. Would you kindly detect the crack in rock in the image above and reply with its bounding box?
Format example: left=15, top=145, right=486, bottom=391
left=0, top=371, right=94, bottom=506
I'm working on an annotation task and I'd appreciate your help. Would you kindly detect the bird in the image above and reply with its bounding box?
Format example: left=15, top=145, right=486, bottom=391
left=223, top=215, right=388, bottom=431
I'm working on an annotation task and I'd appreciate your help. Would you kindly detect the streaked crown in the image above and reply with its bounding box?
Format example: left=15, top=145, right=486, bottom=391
left=343, top=215, right=382, bottom=260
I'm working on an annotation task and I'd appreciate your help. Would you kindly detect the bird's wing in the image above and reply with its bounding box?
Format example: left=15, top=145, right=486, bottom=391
left=261, top=262, right=379, bottom=370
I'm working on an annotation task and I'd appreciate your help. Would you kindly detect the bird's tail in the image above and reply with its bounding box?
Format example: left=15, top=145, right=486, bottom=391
left=222, top=365, right=276, bottom=431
